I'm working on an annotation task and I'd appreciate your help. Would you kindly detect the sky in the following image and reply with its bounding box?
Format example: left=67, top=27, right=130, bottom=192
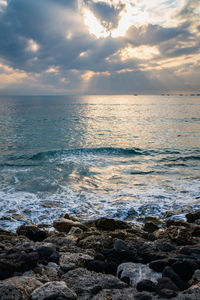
left=0, top=0, right=199, bottom=94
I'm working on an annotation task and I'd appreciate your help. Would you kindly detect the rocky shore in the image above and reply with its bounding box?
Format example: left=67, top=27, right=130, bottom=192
left=0, top=211, right=200, bottom=299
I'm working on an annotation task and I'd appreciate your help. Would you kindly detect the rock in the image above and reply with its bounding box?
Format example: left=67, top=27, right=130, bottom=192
left=167, top=225, right=193, bottom=245
left=186, top=211, right=200, bottom=223
left=156, top=277, right=179, bottom=293
left=149, top=260, right=168, bottom=272
left=166, top=219, right=190, bottom=228
left=137, top=244, right=167, bottom=264
left=0, top=276, right=41, bottom=300
left=16, top=225, right=47, bottom=242
left=114, top=239, right=129, bottom=252
left=136, top=280, right=156, bottom=292
left=180, top=247, right=200, bottom=255
left=105, top=262, right=118, bottom=275
left=92, top=288, right=141, bottom=300
left=94, top=218, right=130, bottom=231
left=0, top=251, right=39, bottom=280
left=87, top=260, right=105, bottom=273
left=158, top=288, right=177, bottom=298
left=68, top=226, right=83, bottom=237
left=162, top=266, right=187, bottom=291
left=0, top=284, right=22, bottom=300
left=134, top=294, right=153, bottom=300
left=31, top=281, right=76, bottom=300
left=94, top=253, right=105, bottom=261
left=78, top=234, right=113, bottom=250
left=192, top=225, right=200, bottom=237
left=117, top=263, right=160, bottom=287
left=143, top=222, right=158, bottom=233
left=190, top=269, right=200, bottom=285
left=37, top=246, right=60, bottom=264
left=62, top=268, right=127, bottom=296
left=63, top=213, right=80, bottom=222
left=175, top=283, right=200, bottom=300
left=53, top=218, right=86, bottom=233
left=172, top=259, right=199, bottom=281
left=60, top=253, right=93, bottom=269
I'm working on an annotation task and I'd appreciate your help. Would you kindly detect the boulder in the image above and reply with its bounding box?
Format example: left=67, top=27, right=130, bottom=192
left=172, top=259, right=199, bottom=282
left=92, top=288, right=151, bottom=300
left=162, top=266, right=187, bottom=291
left=117, top=263, right=160, bottom=287
left=60, top=253, right=93, bottom=270
left=149, top=260, right=168, bottom=272
left=136, top=280, right=156, bottom=292
left=166, top=225, right=193, bottom=245
left=186, top=211, right=200, bottom=223
left=53, top=218, right=86, bottom=233
left=156, top=277, right=179, bottom=292
left=94, top=218, right=130, bottom=231
left=16, top=225, right=47, bottom=242
left=62, top=268, right=127, bottom=296
left=37, top=246, right=60, bottom=264
left=0, top=276, right=41, bottom=300
left=143, top=222, right=158, bottom=233
left=31, top=281, right=76, bottom=300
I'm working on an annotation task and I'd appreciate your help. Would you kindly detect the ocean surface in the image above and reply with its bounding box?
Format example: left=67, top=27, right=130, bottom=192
left=0, top=94, right=200, bottom=231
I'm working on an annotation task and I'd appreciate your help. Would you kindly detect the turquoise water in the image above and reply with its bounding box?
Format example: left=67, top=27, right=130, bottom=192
left=0, top=95, right=200, bottom=230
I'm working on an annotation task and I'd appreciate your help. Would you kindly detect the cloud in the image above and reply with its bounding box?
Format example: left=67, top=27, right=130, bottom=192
left=0, top=0, right=199, bottom=94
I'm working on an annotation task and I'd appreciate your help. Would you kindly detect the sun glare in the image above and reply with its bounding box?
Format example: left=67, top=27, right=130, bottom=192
left=83, top=8, right=110, bottom=38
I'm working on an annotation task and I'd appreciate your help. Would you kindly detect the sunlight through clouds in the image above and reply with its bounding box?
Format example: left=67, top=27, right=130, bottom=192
left=0, top=0, right=199, bottom=94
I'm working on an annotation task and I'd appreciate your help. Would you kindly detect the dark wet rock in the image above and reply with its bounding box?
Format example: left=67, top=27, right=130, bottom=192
left=94, top=217, right=130, bottom=231
left=190, top=269, right=200, bottom=285
left=0, top=250, right=39, bottom=280
left=105, top=261, right=118, bottom=275
left=94, top=253, right=105, bottom=261
left=0, top=276, right=41, bottom=300
left=159, top=288, right=178, bottom=298
left=117, top=263, right=160, bottom=287
left=149, top=260, right=168, bottom=272
left=62, top=268, right=127, bottom=296
left=16, top=225, right=47, bottom=242
left=136, top=279, right=156, bottom=293
left=114, top=239, right=129, bottom=252
left=156, top=277, right=179, bottom=292
left=192, top=225, right=200, bottom=237
left=87, top=260, right=105, bottom=273
left=134, top=293, right=153, bottom=300
left=180, top=247, right=200, bottom=255
left=143, top=222, right=158, bottom=233
left=53, top=218, right=87, bottom=233
left=186, top=210, right=200, bottom=223
left=172, top=259, right=199, bottom=281
left=167, top=225, right=193, bottom=245
left=159, top=243, right=176, bottom=252
left=166, top=219, right=190, bottom=228
left=162, top=266, right=187, bottom=291
left=37, top=246, right=60, bottom=264
left=137, top=244, right=167, bottom=263
left=31, top=281, right=77, bottom=300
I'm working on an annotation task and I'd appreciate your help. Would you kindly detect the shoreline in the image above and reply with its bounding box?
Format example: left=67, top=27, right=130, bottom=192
left=0, top=211, right=200, bottom=299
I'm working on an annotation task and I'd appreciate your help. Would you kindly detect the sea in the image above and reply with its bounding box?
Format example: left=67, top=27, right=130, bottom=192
left=0, top=94, right=200, bottom=231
